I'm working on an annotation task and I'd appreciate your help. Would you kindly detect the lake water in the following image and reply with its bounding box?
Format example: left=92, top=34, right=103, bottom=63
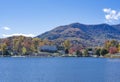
left=0, top=57, right=120, bottom=82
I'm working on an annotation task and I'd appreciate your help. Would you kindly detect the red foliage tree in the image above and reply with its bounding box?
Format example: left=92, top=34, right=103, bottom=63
left=109, top=47, right=118, bottom=54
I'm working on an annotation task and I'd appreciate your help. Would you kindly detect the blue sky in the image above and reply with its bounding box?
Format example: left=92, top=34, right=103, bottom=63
left=0, top=0, right=120, bottom=38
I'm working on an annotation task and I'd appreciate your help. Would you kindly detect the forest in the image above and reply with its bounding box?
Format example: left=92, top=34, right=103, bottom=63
left=0, top=36, right=120, bottom=57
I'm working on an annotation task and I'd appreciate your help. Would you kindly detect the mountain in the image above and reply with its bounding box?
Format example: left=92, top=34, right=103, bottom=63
left=37, top=23, right=120, bottom=47
left=112, top=24, right=120, bottom=31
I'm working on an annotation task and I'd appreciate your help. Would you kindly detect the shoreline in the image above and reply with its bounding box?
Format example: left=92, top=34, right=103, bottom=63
left=1, top=52, right=120, bottom=58
left=0, top=55, right=120, bottom=58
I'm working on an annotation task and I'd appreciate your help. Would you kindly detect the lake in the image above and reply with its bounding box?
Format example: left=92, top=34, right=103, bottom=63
left=0, top=57, right=120, bottom=82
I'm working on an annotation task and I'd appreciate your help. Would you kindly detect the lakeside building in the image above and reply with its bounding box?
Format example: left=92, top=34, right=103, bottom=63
left=40, top=45, right=58, bottom=52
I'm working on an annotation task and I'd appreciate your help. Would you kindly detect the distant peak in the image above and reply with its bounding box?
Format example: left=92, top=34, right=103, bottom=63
left=69, top=22, right=83, bottom=25
left=69, top=23, right=110, bottom=26
left=69, top=23, right=86, bottom=27
left=70, top=22, right=80, bottom=25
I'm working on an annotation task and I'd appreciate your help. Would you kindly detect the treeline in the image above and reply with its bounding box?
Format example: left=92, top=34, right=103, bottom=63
left=0, top=36, right=54, bottom=56
left=0, top=36, right=85, bottom=57
left=63, top=40, right=120, bottom=57
left=0, top=36, right=120, bottom=57
left=94, top=40, right=120, bottom=56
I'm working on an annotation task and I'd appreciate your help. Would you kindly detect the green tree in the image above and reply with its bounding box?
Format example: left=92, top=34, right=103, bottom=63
left=63, top=40, right=70, bottom=49
left=95, top=48, right=101, bottom=56
left=76, top=50, right=82, bottom=57
left=100, top=48, right=108, bottom=56
left=22, top=47, right=27, bottom=55
left=1, top=43, right=7, bottom=56
left=32, top=38, right=40, bottom=53
left=63, top=40, right=71, bottom=54
left=13, top=38, right=19, bottom=52
left=83, top=49, right=88, bottom=56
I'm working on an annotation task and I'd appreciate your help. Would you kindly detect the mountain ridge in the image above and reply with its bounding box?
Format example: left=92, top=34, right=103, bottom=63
left=37, top=23, right=120, bottom=47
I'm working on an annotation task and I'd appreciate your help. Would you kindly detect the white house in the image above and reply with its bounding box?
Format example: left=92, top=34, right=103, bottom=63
left=40, top=45, right=58, bottom=52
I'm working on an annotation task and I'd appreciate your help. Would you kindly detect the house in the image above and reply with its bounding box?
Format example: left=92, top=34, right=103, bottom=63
left=40, top=45, right=58, bottom=52
left=0, top=51, right=2, bottom=55
left=58, top=50, right=65, bottom=55
left=87, top=48, right=94, bottom=56
left=57, top=46, right=65, bottom=54
left=88, top=51, right=93, bottom=56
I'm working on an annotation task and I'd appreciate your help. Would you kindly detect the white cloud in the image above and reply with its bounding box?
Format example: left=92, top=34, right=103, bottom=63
left=103, top=8, right=120, bottom=23
left=103, top=8, right=111, bottom=13
left=2, top=26, right=11, bottom=30
left=2, top=33, right=35, bottom=38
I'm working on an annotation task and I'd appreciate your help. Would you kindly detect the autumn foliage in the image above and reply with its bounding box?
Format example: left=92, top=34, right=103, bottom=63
left=109, top=47, right=118, bottom=54
left=104, top=40, right=119, bottom=54
left=0, top=36, right=53, bottom=55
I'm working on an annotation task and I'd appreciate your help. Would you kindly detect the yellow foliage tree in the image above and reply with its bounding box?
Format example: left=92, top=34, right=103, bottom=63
left=63, top=40, right=71, bottom=49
